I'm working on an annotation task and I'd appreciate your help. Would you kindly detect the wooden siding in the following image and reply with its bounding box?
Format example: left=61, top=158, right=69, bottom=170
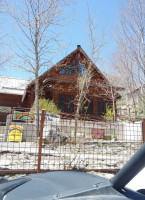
left=0, top=93, right=23, bottom=122
left=0, top=93, right=22, bottom=108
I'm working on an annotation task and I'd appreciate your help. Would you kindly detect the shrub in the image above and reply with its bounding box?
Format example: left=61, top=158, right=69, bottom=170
left=32, top=99, right=61, bottom=114
left=103, top=105, right=114, bottom=122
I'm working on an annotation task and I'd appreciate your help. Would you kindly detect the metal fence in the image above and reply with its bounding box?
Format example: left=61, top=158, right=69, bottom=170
left=0, top=110, right=143, bottom=174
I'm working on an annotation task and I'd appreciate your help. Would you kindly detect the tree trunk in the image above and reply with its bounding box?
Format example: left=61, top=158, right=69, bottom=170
left=111, top=86, right=116, bottom=122
left=35, top=20, right=39, bottom=136
left=74, top=63, right=91, bottom=142
left=74, top=92, right=84, bottom=143
left=35, top=64, right=39, bottom=136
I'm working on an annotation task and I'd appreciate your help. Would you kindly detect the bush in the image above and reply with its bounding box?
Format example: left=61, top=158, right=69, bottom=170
left=32, top=99, right=61, bottom=114
left=103, top=105, right=114, bottom=122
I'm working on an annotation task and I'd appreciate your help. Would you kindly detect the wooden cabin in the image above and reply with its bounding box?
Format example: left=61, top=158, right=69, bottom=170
left=0, top=76, right=30, bottom=122
left=22, top=45, right=121, bottom=120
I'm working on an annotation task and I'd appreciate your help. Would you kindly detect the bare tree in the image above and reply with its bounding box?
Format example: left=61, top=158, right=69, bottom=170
left=73, top=9, right=106, bottom=139
left=0, top=0, right=9, bottom=70
left=0, top=37, right=9, bottom=68
left=6, top=0, right=72, bottom=133
left=112, top=42, right=138, bottom=116
left=112, top=0, right=145, bottom=116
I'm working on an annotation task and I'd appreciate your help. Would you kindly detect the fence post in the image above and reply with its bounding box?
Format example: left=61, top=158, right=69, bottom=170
left=37, top=109, right=46, bottom=173
left=142, top=119, right=145, bottom=143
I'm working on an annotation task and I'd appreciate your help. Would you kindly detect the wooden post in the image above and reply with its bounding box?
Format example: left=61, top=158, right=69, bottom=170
left=37, top=109, right=46, bottom=173
left=142, top=119, right=145, bottom=143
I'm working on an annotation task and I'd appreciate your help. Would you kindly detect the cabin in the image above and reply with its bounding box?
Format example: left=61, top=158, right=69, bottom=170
left=22, top=45, right=121, bottom=120
left=0, top=76, right=29, bottom=122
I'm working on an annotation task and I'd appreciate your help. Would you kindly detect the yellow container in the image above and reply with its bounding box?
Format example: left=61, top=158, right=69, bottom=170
left=8, top=126, right=23, bottom=142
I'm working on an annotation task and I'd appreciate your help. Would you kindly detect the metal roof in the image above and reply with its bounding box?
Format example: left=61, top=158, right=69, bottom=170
left=0, top=76, right=30, bottom=95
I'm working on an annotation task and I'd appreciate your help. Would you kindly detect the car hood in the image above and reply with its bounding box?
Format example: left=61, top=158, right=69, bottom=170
left=1, top=171, right=129, bottom=200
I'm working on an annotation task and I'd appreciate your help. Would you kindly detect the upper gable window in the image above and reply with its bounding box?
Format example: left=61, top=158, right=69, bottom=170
left=78, top=62, right=85, bottom=76
left=78, top=62, right=91, bottom=77
left=59, top=60, right=75, bottom=75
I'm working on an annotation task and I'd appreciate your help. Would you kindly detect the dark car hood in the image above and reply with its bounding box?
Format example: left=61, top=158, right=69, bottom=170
left=0, top=171, right=130, bottom=200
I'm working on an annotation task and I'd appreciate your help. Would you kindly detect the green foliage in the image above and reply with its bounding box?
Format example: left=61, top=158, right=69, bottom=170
left=32, top=99, right=60, bottom=114
left=103, top=105, right=114, bottom=121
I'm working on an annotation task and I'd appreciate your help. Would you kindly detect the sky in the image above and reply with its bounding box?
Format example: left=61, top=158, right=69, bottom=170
left=0, top=0, right=127, bottom=80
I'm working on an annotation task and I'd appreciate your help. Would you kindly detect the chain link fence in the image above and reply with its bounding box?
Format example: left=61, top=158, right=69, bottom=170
left=0, top=109, right=143, bottom=174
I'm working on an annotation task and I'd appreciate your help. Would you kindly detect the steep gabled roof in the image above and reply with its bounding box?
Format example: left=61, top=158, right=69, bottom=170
left=45, top=45, right=110, bottom=84
left=22, top=45, right=122, bottom=101
left=26, top=45, right=110, bottom=88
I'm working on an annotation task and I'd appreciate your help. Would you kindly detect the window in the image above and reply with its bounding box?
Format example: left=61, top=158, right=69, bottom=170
left=78, top=62, right=85, bottom=76
left=59, top=94, right=74, bottom=113
left=78, top=62, right=91, bottom=77
left=98, top=99, right=104, bottom=115
left=59, top=61, right=75, bottom=75
left=98, top=99, right=112, bottom=115
left=80, top=98, right=93, bottom=114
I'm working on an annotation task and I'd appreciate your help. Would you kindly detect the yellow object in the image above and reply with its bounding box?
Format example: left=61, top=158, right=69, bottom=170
left=8, top=126, right=23, bottom=142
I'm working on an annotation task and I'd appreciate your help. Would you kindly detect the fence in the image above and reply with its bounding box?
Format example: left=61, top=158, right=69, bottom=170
left=0, top=109, right=143, bottom=174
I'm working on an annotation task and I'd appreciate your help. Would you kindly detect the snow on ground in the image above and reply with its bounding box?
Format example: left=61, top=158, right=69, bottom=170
left=0, top=141, right=144, bottom=192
